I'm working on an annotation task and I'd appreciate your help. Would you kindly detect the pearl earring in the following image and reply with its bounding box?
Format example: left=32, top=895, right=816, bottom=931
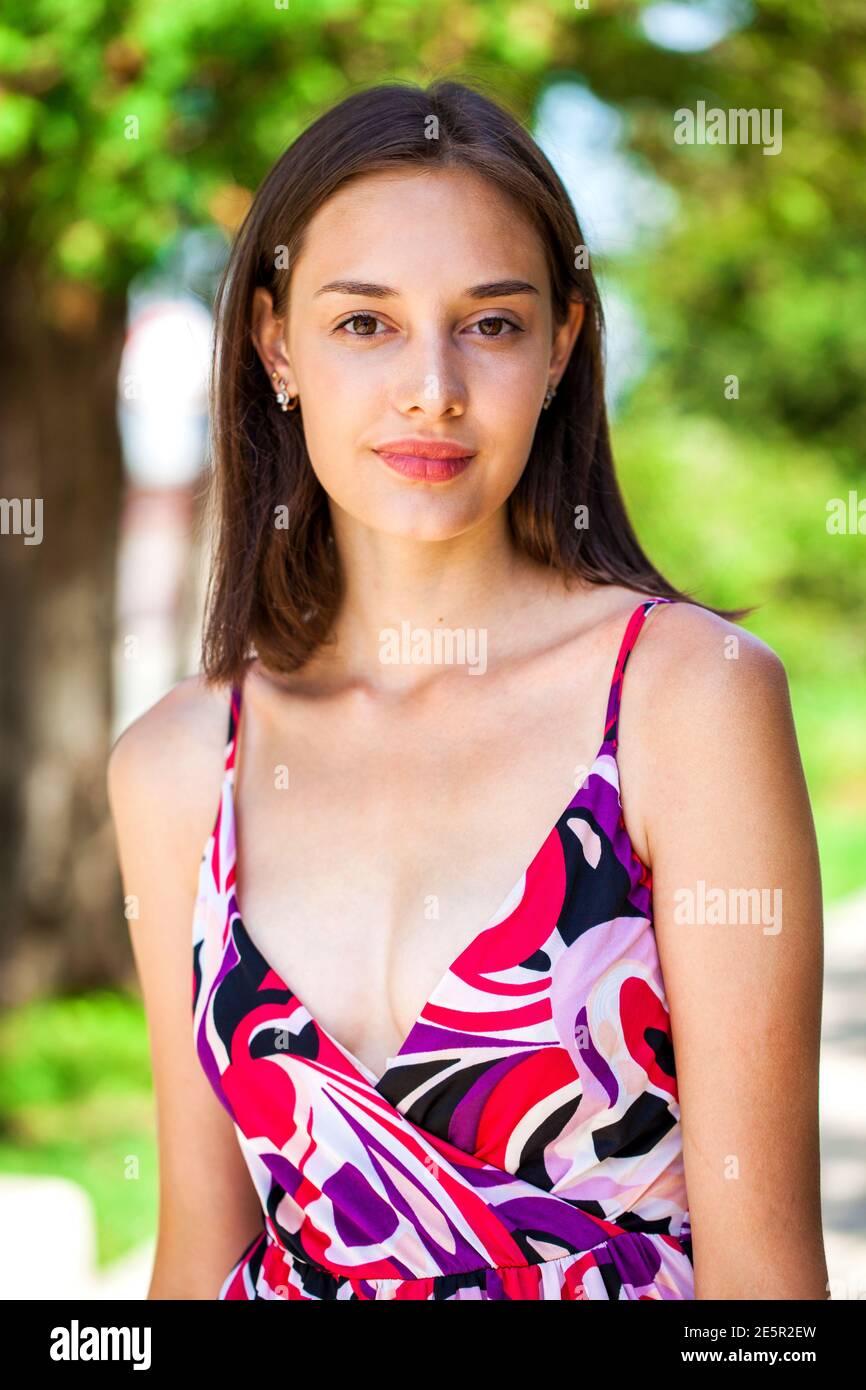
left=270, top=370, right=298, bottom=411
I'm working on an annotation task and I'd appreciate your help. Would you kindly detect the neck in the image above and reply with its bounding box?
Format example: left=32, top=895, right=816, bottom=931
left=314, top=506, right=578, bottom=692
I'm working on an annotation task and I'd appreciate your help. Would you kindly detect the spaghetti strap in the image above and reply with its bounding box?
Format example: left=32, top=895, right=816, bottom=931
left=224, top=680, right=243, bottom=776
left=603, top=595, right=674, bottom=749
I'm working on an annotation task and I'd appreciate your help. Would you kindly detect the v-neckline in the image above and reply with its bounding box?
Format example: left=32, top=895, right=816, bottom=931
left=224, top=735, right=616, bottom=1094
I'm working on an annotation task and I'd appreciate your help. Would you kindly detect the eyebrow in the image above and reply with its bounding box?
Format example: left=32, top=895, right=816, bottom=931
left=313, top=278, right=540, bottom=301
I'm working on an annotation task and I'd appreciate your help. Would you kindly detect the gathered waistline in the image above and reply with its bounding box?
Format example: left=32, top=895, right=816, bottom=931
left=258, top=1222, right=693, bottom=1287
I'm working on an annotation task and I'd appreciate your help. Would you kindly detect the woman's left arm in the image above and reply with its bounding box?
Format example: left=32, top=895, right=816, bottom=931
left=634, top=605, right=829, bottom=1300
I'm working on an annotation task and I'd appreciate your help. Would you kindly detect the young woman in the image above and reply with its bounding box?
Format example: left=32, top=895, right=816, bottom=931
left=108, top=79, right=828, bottom=1301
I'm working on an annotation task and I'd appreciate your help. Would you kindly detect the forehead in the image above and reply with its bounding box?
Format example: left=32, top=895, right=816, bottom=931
left=292, top=166, right=548, bottom=294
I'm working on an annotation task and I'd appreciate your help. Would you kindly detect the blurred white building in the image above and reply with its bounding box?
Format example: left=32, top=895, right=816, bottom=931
left=112, top=230, right=227, bottom=742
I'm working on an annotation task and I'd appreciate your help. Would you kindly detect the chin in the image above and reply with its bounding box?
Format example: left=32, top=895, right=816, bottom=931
left=351, top=493, right=476, bottom=539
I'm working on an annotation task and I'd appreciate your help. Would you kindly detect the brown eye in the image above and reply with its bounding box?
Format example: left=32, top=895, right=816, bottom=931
left=471, top=316, right=521, bottom=337
left=335, top=313, right=382, bottom=336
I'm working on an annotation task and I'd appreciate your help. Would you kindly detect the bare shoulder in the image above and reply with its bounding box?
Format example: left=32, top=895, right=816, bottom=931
left=107, top=673, right=232, bottom=849
left=106, top=674, right=265, bottom=1294
left=626, top=596, right=790, bottom=733
left=611, top=596, right=799, bottom=859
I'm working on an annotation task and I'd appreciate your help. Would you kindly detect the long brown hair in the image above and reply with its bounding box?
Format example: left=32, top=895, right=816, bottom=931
left=199, top=78, right=754, bottom=684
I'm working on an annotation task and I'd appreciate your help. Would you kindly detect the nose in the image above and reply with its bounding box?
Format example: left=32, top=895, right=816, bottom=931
left=392, top=331, right=467, bottom=417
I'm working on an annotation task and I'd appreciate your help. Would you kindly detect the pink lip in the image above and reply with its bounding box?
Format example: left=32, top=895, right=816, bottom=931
left=373, top=437, right=476, bottom=483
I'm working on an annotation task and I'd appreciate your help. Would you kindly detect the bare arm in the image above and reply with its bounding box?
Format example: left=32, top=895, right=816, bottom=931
left=631, top=605, right=828, bottom=1300
left=107, top=681, right=264, bottom=1299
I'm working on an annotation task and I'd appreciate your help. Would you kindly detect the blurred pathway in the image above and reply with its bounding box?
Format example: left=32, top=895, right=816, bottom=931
left=819, top=885, right=866, bottom=1299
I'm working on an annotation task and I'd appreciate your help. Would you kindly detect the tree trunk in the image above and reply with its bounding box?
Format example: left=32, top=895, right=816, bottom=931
left=0, top=260, right=131, bottom=1003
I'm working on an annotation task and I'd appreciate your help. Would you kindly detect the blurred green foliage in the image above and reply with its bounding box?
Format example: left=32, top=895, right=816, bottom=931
left=0, top=992, right=155, bottom=1266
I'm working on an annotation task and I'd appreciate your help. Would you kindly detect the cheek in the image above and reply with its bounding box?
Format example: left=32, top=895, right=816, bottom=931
left=298, top=416, right=357, bottom=506
left=466, top=351, right=547, bottom=438
left=292, top=351, right=367, bottom=476
left=301, top=335, right=380, bottom=391
left=472, top=380, right=545, bottom=474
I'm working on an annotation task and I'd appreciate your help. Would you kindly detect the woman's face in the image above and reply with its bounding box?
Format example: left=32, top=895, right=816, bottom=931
left=252, top=166, right=584, bottom=542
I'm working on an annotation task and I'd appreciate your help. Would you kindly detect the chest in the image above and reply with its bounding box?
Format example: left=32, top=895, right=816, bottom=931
left=228, top=672, right=645, bottom=1078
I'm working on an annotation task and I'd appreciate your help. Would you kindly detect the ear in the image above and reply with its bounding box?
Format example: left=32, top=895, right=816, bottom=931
left=548, top=296, right=586, bottom=386
left=250, top=287, right=298, bottom=394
